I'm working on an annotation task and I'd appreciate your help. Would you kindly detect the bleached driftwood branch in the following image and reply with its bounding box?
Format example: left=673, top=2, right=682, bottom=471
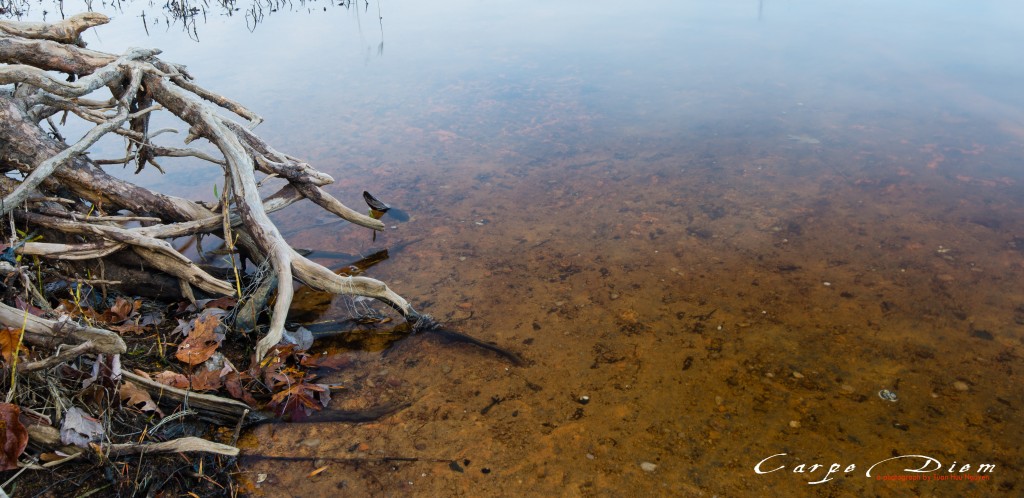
left=0, top=13, right=421, bottom=362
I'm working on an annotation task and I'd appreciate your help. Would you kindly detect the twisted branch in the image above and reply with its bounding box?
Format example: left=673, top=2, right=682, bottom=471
left=0, top=14, right=420, bottom=363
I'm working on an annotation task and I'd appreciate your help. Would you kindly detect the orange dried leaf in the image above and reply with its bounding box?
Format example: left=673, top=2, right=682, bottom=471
left=174, top=314, right=222, bottom=366
left=0, top=328, right=27, bottom=365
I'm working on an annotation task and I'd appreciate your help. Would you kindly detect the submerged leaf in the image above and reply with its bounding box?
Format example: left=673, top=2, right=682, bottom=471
left=281, top=326, right=314, bottom=352
left=0, top=403, right=28, bottom=471
left=299, top=351, right=353, bottom=370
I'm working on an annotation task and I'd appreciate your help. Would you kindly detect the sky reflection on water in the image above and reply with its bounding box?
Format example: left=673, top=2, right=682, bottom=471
left=59, top=0, right=1023, bottom=168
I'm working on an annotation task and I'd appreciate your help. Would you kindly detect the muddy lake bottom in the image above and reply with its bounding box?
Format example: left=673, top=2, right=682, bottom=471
left=238, top=129, right=1024, bottom=497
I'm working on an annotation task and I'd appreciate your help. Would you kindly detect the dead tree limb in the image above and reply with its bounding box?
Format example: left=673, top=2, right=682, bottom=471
left=0, top=14, right=421, bottom=362
left=0, top=301, right=125, bottom=354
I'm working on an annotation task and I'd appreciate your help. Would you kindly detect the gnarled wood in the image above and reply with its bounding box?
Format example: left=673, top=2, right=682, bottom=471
left=0, top=14, right=421, bottom=364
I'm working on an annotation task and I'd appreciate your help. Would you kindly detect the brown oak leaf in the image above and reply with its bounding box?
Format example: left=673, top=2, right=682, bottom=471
left=153, top=371, right=190, bottom=389
left=188, top=368, right=225, bottom=392
left=119, top=381, right=163, bottom=416
left=0, top=403, right=29, bottom=471
left=175, top=314, right=223, bottom=366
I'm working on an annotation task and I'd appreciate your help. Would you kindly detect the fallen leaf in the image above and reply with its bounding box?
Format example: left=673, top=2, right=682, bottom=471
left=316, top=383, right=331, bottom=408
left=57, top=299, right=101, bottom=321
left=175, top=314, right=223, bottom=366
left=224, top=371, right=259, bottom=406
left=140, top=311, right=163, bottom=328
left=299, top=352, right=353, bottom=370
left=83, top=353, right=121, bottom=389
left=307, top=465, right=329, bottom=478
left=14, top=297, right=44, bottom=316
left=188, top=369, right=224, bottom=391
left=0, top=403, right=28, bottom=471
left=171, top=318, right=193, bottom=338
left=281, top=327, right=314, bottom=352
left=153, top=371, right=190, bottom=389
left=119, top=381, right=164, bottom=416
left=60, top=407, right=104, bottom=448
left=203, top=296, right=238, bottom=310
left=0, top=328, right=28, bottom=365
left=108, top=297, right=136, bottom=322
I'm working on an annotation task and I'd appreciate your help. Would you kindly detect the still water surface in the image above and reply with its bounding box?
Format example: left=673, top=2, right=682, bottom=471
left=19, top=0, right=1024, bottom=495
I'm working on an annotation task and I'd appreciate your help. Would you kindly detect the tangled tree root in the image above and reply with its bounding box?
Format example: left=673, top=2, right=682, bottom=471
left=0, top=12, right=428, bottom=494
left=0, top=12, right=420, bottom=361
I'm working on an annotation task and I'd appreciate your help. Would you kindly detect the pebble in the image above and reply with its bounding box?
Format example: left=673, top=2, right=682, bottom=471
left=640, top=462, right=658, bottom=472
left=792, top=371, right=804, bottom=379
left=840, top=384, right=855, bottom=394
left=953, top=381, right=969, bottom=392
left=299, top=438, right=321, bottom=448
left=789, top=420, right=801, bottom=429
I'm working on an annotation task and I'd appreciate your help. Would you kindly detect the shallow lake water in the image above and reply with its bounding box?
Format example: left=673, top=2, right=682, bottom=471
left=11, top=0, right=1024, bottom=495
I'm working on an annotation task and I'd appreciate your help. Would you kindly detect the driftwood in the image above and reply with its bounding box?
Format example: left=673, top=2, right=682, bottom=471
left=26, top=424, right=238, bottom=459
left=104, top=436, right=239, bottom=457
left=0, top=300, right=125, bottom=354
left=0, top=14, right=431, bottom=493
left=0, top=13, right=422, bottom=363
left=121, top=370, right=267, bottom=426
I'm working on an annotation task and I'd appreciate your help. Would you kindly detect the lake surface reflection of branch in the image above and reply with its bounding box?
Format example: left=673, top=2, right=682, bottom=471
left=0, top=0, right=382, bottom=42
